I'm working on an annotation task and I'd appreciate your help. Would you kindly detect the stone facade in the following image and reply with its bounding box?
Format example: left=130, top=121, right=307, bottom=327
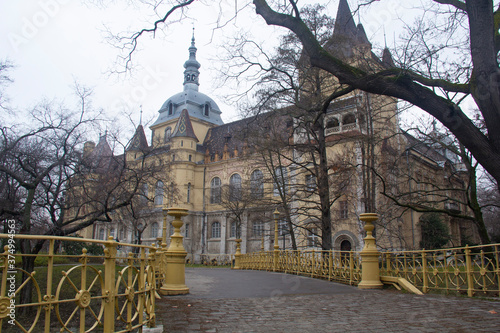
left=77, top=0, right=479, bottom=261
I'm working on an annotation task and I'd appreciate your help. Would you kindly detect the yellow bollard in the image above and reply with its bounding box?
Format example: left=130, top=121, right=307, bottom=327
left=233, top=239, right=242, bottom=269
left=160, top=207, right=189, bottom=295
left=358, top=213, right=383, bottom=289
left=273, top=209, right=280, bottom=272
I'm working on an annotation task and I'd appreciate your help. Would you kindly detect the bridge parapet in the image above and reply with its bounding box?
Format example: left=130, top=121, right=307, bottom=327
left=0, top=234, right=159, bottom=332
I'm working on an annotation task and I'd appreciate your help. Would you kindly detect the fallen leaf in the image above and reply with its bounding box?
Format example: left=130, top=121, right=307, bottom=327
left=489, top=310, right=497, bottom=314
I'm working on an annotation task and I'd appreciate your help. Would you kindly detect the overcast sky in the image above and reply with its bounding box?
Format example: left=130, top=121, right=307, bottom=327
left=1, top=0, right=410, bottom=143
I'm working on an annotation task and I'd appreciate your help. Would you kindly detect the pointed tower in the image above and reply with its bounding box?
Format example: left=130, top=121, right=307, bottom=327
left=333, top=0, right=357, bottom=37
left=183, top=30, right=201, bottom=92
left=126, top=124, right=149, bottom=161
left=327, top=0, right=372, bottom=59
left=150, top=31, right=223, bottom=148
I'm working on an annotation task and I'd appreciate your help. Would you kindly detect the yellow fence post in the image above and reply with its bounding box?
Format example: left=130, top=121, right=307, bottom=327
left=44, top=239, right=55, bottom=332
left=385, top=253, right=391, bottom=276
left=349, top=251, right=354, bottom=285
left=103, top=236, right=117, bottom=333
left=358, top=213, right=383, bottom=289
left=465, top=245, right=474, bottom=297
left=421, top=249, right=428, bottom=293
left=273, top=209, right=280, bottom=272
left=233, top=239, right=242, bottom=270
left=160, top=207, right=189, bottom=295
left=328, top=250, right=333, bottom=281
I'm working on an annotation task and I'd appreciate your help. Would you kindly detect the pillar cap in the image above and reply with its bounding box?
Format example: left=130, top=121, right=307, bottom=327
left=166, top=207, right=189, bottom=217
left=359, top=213, right=378, bottom=223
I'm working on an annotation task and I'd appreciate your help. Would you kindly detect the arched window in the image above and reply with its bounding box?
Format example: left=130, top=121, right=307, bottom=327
left=250, top=170, right=264, bottom=198
left=187, top=183, right=191, bottom=203
left=119, top=227, right=125, bottom=241
left=229, top=174, right=242, bottom=202
left=164, top=127, right=172, bottom=143
left=155, top=181, right=164, bottom=205
left=151, top=222, right=159, bottom=239
left=210, top=177, right=221, bottom=204
left=168, top=102, right=173, bottom=115
left=211, top=222, right=221, bottom=238
left=326, top=117, right=340, bottom=129
left=109, top=227, right=116, bottom=239
left=98, top=227, right=105, bottom=240
left=204, top=103, right=210, bottom=116
left=253, top=221, right=264, bottom=237
left=273, top=167, right=288, bottom=196
left=342, top=113, right=356, bottom=125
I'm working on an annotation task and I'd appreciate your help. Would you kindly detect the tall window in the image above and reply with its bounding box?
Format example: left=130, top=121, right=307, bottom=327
left=211, top=222, right=221, bottom=238
left=210, top=177, right=221, bottom=204
left=141, top=183, right=149, bottom=203
left=164, top=127, right=172, bottom=142
left=278, top=219, right=288, bottom=236
left=187, top=183, right=191, bottom=203
left=307, top=228, right=319, bottom=247
left=119, top=227, right=125, bottom=241
left=229, top=174, right=242, bottom=202
left=306, top=174, right=316, bottom=191
left=230, top=221, right=239, bottom=238
left=339, top=201, right=348, bottom=219
left=168, top=102, right=173, bottom=115
left=184, top=223, right=190, bottom=238
left=253, top=221, right=264, bottom=237
left=250, top=170, right=264, bottom=198
left=155, top=181, right=164, bottom=205
left=151, top=222, right=159, bottom=239
left=273, top=167, right=288, bottom=196
left=204, top=103, right=210, bottom=116
left=109, top=227, right=116, bottom=239
left=98, top=227, right=105, bottom=240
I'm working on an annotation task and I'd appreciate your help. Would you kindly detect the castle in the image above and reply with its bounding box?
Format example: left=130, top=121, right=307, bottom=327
left=77, top=0, right=479, bottom=261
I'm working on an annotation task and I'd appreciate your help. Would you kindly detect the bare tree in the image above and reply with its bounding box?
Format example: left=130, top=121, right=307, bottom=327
left=0, top=60, right=13, bottom=112
left=252, top=0, right=500, bottom=192
left=377, top=123, right=490, bottom=245
left=0, top=87, right=169, bottom=306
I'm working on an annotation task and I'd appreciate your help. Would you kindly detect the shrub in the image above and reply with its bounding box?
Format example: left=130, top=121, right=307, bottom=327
left=419, top=213, right=450, bottom=249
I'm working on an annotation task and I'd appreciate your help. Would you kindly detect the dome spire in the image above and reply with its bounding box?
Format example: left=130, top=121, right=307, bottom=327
left=183, top=27, right=201, bottom=92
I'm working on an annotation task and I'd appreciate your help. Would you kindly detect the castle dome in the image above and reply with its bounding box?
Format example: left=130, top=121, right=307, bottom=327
left=152, top=32, right=223, bottom=127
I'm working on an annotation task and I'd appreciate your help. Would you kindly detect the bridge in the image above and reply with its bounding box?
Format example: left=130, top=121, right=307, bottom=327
left=156, top=267, right=500, bottom=332
left=1, top=210, right=500, bottom=332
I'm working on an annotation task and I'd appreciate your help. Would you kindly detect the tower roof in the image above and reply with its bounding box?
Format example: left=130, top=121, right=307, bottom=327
left=172, top=109, right=199, bottom=142
left=126, top=124, right=149, bottom=151
left=333, top=0, right=357, bottom=37
left=152, top=33, right=223, bottom=127
left=183, top=30, right=201, bottom=92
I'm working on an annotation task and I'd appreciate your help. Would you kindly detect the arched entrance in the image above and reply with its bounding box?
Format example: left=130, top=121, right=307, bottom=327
left=340, top=239, right=352, bottom=252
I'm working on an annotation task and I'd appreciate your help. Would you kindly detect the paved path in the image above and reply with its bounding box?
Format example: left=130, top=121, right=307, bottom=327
left=155, top=268, right=500, bottom=332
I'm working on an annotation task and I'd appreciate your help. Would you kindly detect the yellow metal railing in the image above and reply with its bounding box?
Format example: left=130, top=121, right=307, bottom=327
left=239, top=243, right=500, bottom=298
left=239, top=249, right=362, bottom=285
left=381, top=244, right=500, bottom=297
left=0, top=234, right=160, bottom=333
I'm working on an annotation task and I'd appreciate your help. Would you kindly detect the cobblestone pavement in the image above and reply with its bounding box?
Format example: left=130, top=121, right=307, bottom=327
left=155, top=268, right=500, bottom=332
